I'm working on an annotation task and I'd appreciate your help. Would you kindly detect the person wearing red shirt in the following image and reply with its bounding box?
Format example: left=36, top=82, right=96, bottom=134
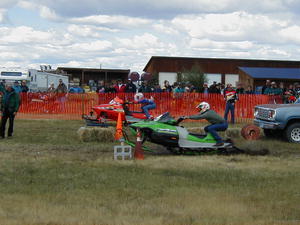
left=114, top=79, right=126, bottom=93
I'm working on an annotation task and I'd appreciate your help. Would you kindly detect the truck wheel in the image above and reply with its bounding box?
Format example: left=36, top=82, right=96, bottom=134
left=285, top=123, right=300, bottom=143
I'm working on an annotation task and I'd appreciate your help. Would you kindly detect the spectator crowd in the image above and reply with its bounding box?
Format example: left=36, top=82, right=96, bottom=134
left=3, top=78, right=299, bottom=103
left=77, top=78, right=300, bottom=104
left=1, top=77, right=298, bottom=103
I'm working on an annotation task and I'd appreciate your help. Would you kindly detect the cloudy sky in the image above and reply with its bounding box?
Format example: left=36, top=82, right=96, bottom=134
left=1, top=0, right=300, bottom=72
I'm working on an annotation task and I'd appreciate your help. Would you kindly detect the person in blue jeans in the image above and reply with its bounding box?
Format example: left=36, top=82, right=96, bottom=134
left=224, top=84, right=238, bottom=124
left=134, top=93, right=156, bottom=119
left=186, top=102, right=228, bottom=147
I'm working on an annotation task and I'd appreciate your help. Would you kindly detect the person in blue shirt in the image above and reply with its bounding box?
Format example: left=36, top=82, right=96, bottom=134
left=69, top=85, right=84, bottom=93
left=153, top=84, right=162, bottom=93
left=13, top=81, right=22, bottom=94
left=134, top=93, right=156, bottom=119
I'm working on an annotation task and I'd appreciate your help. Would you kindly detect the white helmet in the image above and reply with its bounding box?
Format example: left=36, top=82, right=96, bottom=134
left=134, top=93, right=144, bottom=102
left=196, top=102, right=210, bottom=113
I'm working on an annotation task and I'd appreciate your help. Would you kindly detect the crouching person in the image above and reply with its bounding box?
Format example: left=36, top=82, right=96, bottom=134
left=134, top=93, right=156, bottom=120
left=0, top=83, right=20, bottom=138
left=187, top=102, right=228, bottom=147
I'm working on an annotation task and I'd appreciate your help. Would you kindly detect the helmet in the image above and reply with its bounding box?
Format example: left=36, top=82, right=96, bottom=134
left=196, top=102, right=210, bottom=113
left=134, top=93, right=144, bottom=102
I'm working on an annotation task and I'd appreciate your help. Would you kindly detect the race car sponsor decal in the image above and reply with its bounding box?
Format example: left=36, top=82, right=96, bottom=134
left=157, top=128, right=177, bottom=133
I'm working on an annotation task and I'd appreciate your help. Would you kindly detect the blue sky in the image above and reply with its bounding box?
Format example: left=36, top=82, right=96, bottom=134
left=1, top=0, right=300, bottom=73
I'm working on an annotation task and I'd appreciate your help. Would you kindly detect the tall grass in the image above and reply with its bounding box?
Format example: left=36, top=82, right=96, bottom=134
left=0, top=119, right=299, bottom=225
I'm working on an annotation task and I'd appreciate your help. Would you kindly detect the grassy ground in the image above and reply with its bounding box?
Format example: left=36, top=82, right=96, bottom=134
left=0, top=119, right=299, bottom=225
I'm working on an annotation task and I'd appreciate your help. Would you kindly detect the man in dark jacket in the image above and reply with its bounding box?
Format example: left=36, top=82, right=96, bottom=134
left=56, top=79, right=67, bottom=94
left=20, top=80, right=29, bottom=93
left=209, top=81, right=221, bottom=94
left=138, top=81, right=153, bottom=93
left=55, top=79, right=68, bottom=112
left=125, top=79, right=137, bottom=93
left=0, top=83, right=20, bottom=138
left=199, top=83, right=210, bottom=94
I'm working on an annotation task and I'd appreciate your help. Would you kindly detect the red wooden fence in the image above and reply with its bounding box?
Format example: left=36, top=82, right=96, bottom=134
left=17, top=93, right=273, bottom=123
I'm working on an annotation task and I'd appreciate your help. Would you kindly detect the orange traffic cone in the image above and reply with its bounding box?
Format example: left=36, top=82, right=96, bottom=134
left=134, top=128, right=144, bottom=160
left=114, top=112, right=123, bottom=141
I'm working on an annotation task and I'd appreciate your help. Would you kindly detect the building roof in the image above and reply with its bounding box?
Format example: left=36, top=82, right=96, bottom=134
left=57, top=67, right=130, bottom=73
left=239, top=67, right=300, bottom=80
left=143, top=56, right=300, bottom=71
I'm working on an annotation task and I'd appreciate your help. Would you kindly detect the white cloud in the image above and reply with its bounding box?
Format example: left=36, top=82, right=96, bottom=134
left=17, top=0, right=38, bottom=10
left=57, top=60, right=85, bottom=68
left=69, top=40, right=112, bottom=52
left=0, top=26, right=53, bottom=43
left=67, top=24, right=101, bottom=38
left=39, top=5, right=61, bottom=21
left=0, top=8, right=8, bottom=23
left=172, top=11, right=289, bottom=44
left=0, top=52, right=24, bottom=60
left=0, top=0, right=18, bottom=8
left=17, top=1, right=61, bottom=21
left=256, top=47, right=290, bottom=58
left=279, top=25, right=300, bottom=44
left=69, top=15, right=151, bottom=28
left=117, top=33, right=165, bottom=50
left=190, top=38, right=254, bottom=50
left=152, top=23, right=179, bottom=35
left=67, top=24, right=118, bottom=38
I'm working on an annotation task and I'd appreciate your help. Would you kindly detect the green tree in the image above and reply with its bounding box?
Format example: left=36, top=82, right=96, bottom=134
left=178, top=64, right=207, bottom=90
left=147, top=71, right=159, bottom=87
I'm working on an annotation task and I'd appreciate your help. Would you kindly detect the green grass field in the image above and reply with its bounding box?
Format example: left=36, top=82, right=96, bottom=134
left=0, top=119, right=299, bottom=225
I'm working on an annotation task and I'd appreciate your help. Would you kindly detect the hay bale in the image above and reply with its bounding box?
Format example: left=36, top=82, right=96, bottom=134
left=77, top=127, right=93, bottom=142
left=77, top=126, right=116, bottom=142
left=92, top=127, right=115, bottom=142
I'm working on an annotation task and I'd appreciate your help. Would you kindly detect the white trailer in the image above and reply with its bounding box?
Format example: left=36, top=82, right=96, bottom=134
left=29, top=69, right=69, bottom=92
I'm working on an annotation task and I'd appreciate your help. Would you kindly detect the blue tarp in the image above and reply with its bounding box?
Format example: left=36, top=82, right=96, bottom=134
left=239, top=67, right=300, bottom=79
